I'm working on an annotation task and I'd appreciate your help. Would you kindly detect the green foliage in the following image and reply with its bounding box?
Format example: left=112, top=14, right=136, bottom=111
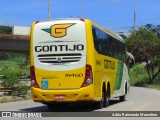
left=126, top=28, right=159, bottom=62
left=11, top=85, right=28, bottom=96
left=130, top=64, right=160, bottom=88
left=144, top=24, right=160, bottom=39
left=0, top=95, right=31, bottom=103
left=0, top=53, right=29, bottom=96
left=2, top=66, right=22, bottom=87
left=22, top=65, right=30, bottom=76
left=0, top=26, right=12, bottom=34
left=146, top=84, right=160, bottom=90
left=0, top=53, right=8, bottom=60
left=4, top=53, right=27, bottom=64
left=130, top=64, right=149, bottom=86
left=126, top=28, right=160, bottom=84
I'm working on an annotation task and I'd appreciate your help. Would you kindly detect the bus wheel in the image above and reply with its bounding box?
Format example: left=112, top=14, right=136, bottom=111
left=46, top=103, right=59, bottom=111
left=119, top=95, right=126, bottom=102
left=103, top=87, right=109, bottom=107
left=47, top=103, right=54, bottom=111
left=47, top=103, right=69, bottom=111
left=119, top=84, right=127, bottom=102
left=95, top=87, right=109, bottom=109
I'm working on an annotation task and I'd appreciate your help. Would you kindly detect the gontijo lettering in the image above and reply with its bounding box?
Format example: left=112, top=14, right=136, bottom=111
left=104, top=60, right=115, bottom=70
left=35, top=44, right=84, bottom=52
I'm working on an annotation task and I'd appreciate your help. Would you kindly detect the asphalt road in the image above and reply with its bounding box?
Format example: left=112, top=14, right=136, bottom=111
left=0, top=87, right=160, bottom=119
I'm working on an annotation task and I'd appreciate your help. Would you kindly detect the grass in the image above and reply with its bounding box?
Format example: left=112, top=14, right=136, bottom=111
left=144, top=84, right=160, bottom=90
left=0, top=53, right=30, bottom=103
left=130, top=64, right=160, bottom=90
left=0, top=92, right=31, bottom=103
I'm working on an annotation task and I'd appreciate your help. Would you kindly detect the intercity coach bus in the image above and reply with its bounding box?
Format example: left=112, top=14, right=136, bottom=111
left=30, top=18, right=130, bottom=109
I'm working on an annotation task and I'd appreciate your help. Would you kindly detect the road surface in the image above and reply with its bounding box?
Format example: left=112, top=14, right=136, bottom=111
left=0, top=87, right=160, bottom=119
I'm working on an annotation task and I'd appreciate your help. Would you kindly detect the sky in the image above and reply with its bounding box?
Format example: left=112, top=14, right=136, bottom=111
left=0, top=0, right=160, bottom=32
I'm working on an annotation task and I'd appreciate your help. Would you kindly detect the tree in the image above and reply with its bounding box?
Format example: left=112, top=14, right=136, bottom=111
left=0, top=26, right=12, bottom=34
left=144, top=24, right=160, bottom=39
left=126, top=28, right=160, bottom=84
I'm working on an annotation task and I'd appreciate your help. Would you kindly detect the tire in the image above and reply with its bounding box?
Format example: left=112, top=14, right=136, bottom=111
left=105, top=88, right=110, bottom=107
left=119, top=95, right=126, bottom=102
left=47, top=103, right=69, bottom=111
left=95, top=99, right=103, bottom=109
left=95, top=86, right=109, bottom=109
left=119, top=84, right=127, bottom=102
left=46, top=103, right=59, bottom=111
left=47, top=103, right=54, bottom=111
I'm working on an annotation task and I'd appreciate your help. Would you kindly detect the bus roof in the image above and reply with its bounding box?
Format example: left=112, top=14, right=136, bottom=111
left=35, top=18, right=125, bottom=43
left=36, top=18, right=83, bottom=23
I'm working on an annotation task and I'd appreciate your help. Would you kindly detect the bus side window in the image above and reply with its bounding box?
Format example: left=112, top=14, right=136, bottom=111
left=92, top=27, right=100, bottom=52
left=92, top=28, right=97, bottom=39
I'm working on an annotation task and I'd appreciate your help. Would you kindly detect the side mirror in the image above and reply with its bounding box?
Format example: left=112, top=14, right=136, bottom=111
left=128, top=58, right=135, bottom=68
left=126, top=51, right=135, bottom=68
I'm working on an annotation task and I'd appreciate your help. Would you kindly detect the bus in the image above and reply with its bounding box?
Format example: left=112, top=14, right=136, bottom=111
left=30, top=18, right=130, bottom=109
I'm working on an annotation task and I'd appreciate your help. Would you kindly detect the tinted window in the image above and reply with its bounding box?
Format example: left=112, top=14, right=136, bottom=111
left=92, top=26, right=126, bottom=61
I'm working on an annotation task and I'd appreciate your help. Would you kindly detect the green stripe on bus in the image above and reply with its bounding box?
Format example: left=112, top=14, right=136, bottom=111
left=114, top=60, right=124, bottom=90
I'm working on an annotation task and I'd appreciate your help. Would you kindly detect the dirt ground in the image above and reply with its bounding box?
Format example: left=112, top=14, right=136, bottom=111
left=0, top=91, right=31, bottom=103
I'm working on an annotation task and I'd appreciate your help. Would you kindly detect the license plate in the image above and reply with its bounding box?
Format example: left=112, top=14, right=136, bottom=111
left=55, top=96, right=66, bottom=100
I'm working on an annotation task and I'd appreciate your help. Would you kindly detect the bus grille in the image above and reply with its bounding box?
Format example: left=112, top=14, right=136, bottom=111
left=37, top=53, right=82, bottom=64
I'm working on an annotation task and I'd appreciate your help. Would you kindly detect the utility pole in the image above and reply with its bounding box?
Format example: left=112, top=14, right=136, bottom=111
left=81, top=0, right=84, bottom=18
left=134, top=0, right=136, bottom=31
left=48, top=0, right=52, bottom=20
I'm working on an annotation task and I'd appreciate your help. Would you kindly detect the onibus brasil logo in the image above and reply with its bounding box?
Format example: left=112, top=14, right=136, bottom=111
left=42, top=23, right=75, bottom=38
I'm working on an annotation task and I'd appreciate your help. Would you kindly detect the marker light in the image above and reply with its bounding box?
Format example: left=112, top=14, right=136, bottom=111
left=35, top=20, right=40, bottom=24
left=80, top=18, right=85, bottom=22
